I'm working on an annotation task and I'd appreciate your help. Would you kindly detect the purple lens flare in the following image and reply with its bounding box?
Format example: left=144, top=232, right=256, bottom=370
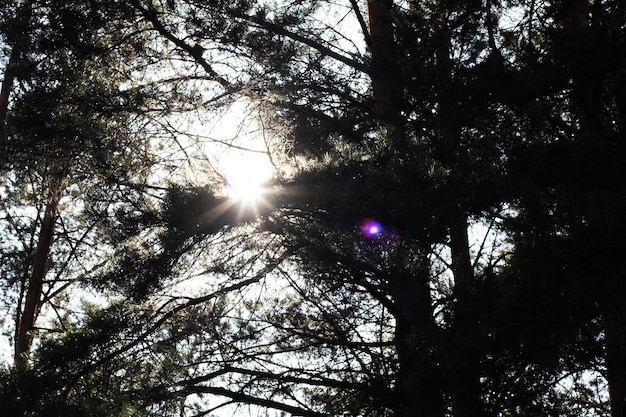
left=361, top=219, right=383, bottom=237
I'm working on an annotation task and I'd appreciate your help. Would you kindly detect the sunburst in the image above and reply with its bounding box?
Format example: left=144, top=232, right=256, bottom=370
left=221, top=151, right=274, bottom=208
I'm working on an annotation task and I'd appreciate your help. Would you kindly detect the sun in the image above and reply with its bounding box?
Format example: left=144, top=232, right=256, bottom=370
left=226, top=176, right=267, bottom=203
left=220, top=151, right=274, bottom=205
left=202, top=98, right=283, bottom=207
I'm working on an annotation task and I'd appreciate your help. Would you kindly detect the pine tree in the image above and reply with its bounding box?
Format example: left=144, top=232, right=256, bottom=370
left=0, top=0, right=196, bottom=370
left=117, top=1, right=522, bottom=415
left=139, top=0, right=625, bottom=415
left=2, top=1, right=625, bottom=416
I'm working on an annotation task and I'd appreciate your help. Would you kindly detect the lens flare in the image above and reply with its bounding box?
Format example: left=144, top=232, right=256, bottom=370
left=361, top=219, right=383, bottom=237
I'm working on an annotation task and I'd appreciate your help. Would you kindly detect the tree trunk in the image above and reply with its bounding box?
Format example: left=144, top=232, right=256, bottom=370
left=367, top=0, right=405, bottom=148
left=0, top=47, right=19, bottom=130
left=367, top=1, right=444, bottom=415
left=14, top=172, right=65, bottom=369
left=605, top=303, right=626, bottom=417
left=557, top=4, right=626, bottom=416
left=434, top=14, right=484, bottom=415
left=389, top=253, right=444, bottom=417
left=448, top=211, right=484, bottom=417
left=0, top=1, right=32, bottom=134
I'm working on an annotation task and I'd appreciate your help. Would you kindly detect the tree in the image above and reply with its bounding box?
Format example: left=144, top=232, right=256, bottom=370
left=132, top=0, right=624, bottom=415
left=2, top=0, right=625, bottom=416
left=502, top=2, right=626, bottom=417
left=0, top=1, right=318, bottom=414
left=0, top=0, right=205, bottom=369
left=110, top=0, right=551, bottom=415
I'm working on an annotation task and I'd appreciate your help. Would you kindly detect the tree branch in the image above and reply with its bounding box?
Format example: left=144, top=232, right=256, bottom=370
left=232, top=11, right=369, bottom=74
left=177, top=385, right=327, bottom=417
left=349, top=0, right=373, bottom=49
left=129, top=0, right=232, bottom=89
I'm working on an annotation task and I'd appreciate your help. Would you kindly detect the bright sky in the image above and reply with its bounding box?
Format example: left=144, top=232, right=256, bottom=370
left=201, top=99, right=279, bottom=202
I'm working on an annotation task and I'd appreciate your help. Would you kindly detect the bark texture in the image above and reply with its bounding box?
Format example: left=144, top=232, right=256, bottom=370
left=14, top=173, right=65, bottom=369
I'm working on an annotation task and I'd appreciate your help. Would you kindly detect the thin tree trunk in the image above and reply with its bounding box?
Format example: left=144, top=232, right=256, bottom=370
left=14, top=172, right=65, bottom=369
left=0, top=47, right=20, bottom=129
left=1, top=1, right=32, bottom=133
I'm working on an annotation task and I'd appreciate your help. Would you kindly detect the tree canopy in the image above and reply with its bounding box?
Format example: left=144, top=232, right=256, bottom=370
left=1, top=0, right=625, bottom=416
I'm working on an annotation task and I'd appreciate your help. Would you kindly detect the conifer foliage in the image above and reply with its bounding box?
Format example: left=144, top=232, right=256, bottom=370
left=1, top=1, right=625, bottom=416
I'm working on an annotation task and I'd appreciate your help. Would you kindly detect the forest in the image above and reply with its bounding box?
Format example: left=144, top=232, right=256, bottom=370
left=1, top=0, right=625, bottom=416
